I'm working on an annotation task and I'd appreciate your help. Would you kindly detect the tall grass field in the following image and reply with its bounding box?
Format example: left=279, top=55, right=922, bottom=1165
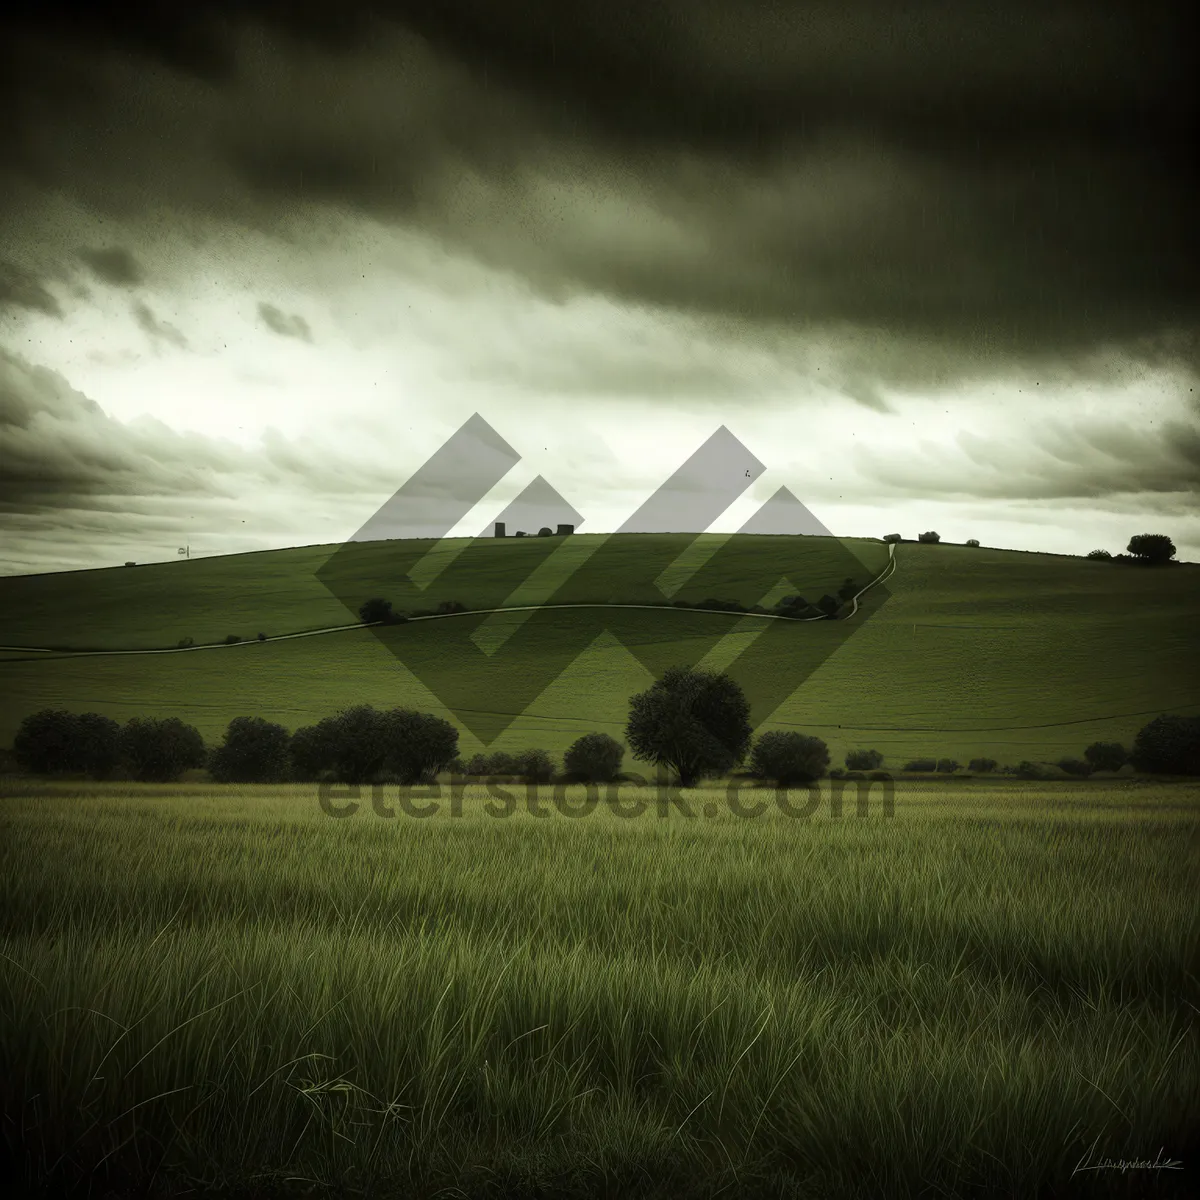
left=1, top=778, right=1197, bottom=1198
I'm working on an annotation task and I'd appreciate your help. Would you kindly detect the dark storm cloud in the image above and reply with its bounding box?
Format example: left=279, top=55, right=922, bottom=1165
left=78, top=245, right=143, bottom=286
left=132, top=300, right=188, bottom=351
left=1, top=1, right=1197, bottom=383
left=257, top=302, right=313, bottom=342
left=0, top=260, right=62, bottom=318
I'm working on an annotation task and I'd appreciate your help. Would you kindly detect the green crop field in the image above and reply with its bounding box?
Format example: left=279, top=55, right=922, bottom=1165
left=1, top=778, right=1196, bottom=1199
left=0, top=535, right=1197, bottom=766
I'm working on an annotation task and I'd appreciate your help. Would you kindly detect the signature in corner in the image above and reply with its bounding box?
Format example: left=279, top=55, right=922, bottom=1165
left=1072, top=1136, right=1184, bottom=1177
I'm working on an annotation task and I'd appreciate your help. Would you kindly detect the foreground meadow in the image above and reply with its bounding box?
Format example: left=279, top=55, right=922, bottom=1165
left=1, top=778, right=1197, bottom=1199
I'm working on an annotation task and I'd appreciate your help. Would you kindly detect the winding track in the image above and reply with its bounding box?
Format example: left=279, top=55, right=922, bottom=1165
left=0, top=542, right=896, bottom=663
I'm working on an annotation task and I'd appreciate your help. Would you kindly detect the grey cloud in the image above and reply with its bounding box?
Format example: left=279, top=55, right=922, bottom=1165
left=132, top=300, right=188, bottom=350
left=0, top=348, right=395, bottom=517
left=79, top=245, right=143, bottom=286
left=257, top=302, right=312, bottom=342
left=853, top=414, right=1200, bottom=503
left=0, top=259, right=62, bottom=318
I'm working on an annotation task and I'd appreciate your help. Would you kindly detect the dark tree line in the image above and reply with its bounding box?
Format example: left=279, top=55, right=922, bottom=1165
left=12, top=688, right=1199, bottom=787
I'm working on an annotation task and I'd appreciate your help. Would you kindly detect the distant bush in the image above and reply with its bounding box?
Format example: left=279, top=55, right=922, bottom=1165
left=209, top=716, right=292, bottom=783
left=515, top=747, right=556, bottom=783
left=358, top=597, right=394, bottom=624
left=837, top=578, right=859, bottom=601
left=436, top=600, right=467, bottom=615
left=845, top=748, right=884, bottom=771
left=965, top=539, right=980, bottom=547
left=177, top=637, right=194, bottom=649
left=1083, top=741, right=1128, bottom=772
left=385, top=709, right=460, bottom=783
left=882, top=533, right=902, bottom=544
left=1056, top=757, right=1092, bottom=778
left=120, top=717, right=206, bottom=782
left=935, top=758, right=960, bottom=773
left=464, top=752, right=522, bottom=778
left=1127, top=533, right=1176, bottom=565
left=694, top=598, right=747, bottom=613
left=775, top=595, right=816, bottom=619
left=1131, top=714, right=1200, bottom=775
left=1086, top=549, right=1112, bottom=561
left=257, top=632, right=267, bottom=641
left=749, top=730, right=830, bottom=785
left=904, top=758, right=937, bottom=772
left=537, top=527, right=553, bottom=537
left=564, top=732, right=625, bottom=783
left=672, top=599, right=691, bottom=608
left=1017, top=761, right=1071, bottom=780
left=224, top=634, right=241, bottom=645
left=293, top=705, right=459, bottom=784
left=13, top=709, right=121, bottom=778
left=816, top=594, right=841, bottom=618
left=842, top=771, right=865, bottom=781
left=918, top=531, right=941, bottom=544
left=828, top=767, right=846, bottom=779
left=868, top=770, right=892, bottom=782
left=968, top=757, right=998, bottom=773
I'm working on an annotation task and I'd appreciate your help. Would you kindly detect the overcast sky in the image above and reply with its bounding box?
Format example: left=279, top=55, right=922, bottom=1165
left=1, top=1, right=1197, bottom=574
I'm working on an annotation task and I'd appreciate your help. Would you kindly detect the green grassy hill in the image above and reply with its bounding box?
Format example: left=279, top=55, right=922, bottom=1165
left=0, top=535, right=1196, bottom=767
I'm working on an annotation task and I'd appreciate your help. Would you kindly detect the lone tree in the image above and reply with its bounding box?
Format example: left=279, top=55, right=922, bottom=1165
left=918, top=531, right=941, bottom=544
left=564, top=732, right=625, bottom=782
left=537, top=526, right=553, bottom=537
left=1126, top=534, right=1176, bottom=565
left=1086, top=549, right=1112, bottom=561
left=882, top=533, right=902, bottom=544
left=750, top=731, right=830, bottom=785
left=626, top=666, right=752, bottom=787
left=968, top=757, right=998, bottom=773
left=1130, top=714, right=1200, bottom=775
left=965, top=539, right=980, bottom=548
left=119, top=717, right=206, bottom=782
left=210, top=716, right=293, bottom=783
left=1083, top=741, right=1128, bottom=772
left=359, top=597, right=395, bottom=624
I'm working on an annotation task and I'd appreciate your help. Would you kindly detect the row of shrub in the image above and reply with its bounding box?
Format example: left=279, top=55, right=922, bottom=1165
left=358, top=598, right=470, bottom=625
left=861, top=727, right=1197, bottom=776
left=360, top=591, right=858, bottom=623
left=176, top=633, right=268, bottom=649
left=12, top=705, right=1199, bottom=787
left=1086, top=534, right=1177, bottom=565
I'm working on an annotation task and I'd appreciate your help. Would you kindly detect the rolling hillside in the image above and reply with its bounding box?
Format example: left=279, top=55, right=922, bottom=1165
left=0, top=535, right=1196, bottom=766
